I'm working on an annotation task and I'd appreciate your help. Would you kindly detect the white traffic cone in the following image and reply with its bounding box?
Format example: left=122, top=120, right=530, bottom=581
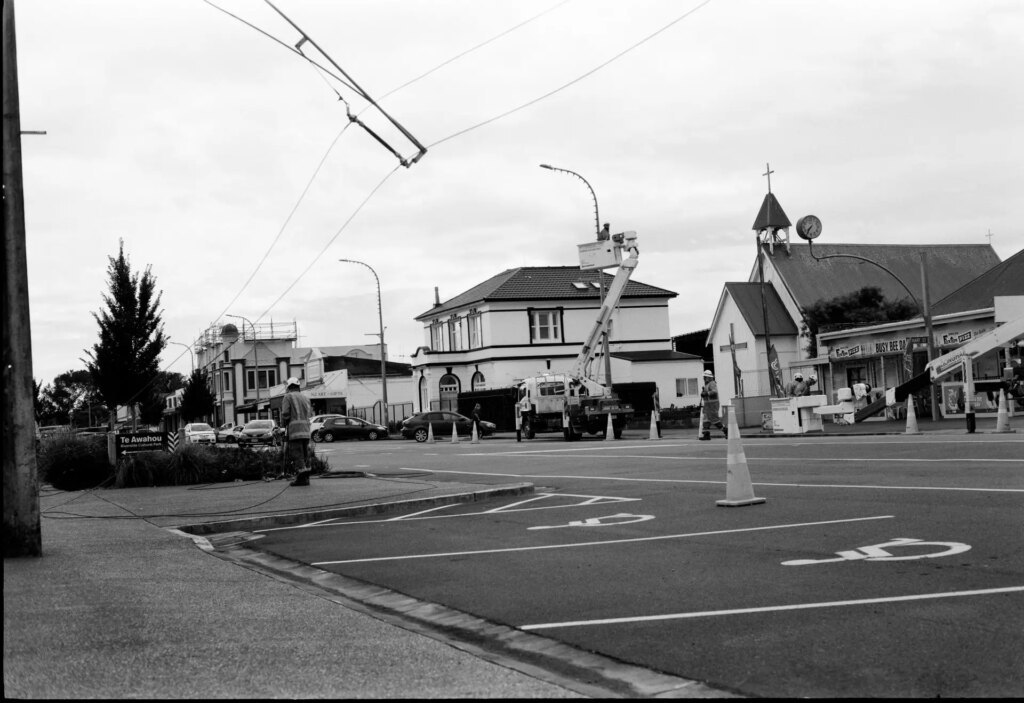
left=605, top=412, right=615, bottom=441
left=427, top=422, right=436, bottom=443
left=716, top=406, right=766, bottom=507
left=904, top=396, right=921, bottom=435
left=451, top=423, right=460, bottom=443
left=994, top=389, right=1014, bottom=433
left=471, top=421, right=480, bottom=444
left=649, top=411, right=660, bottom=440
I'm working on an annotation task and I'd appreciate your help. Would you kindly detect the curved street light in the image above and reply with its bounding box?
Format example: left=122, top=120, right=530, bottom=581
left=167, top=340, right=194, bottom=373
left=796, top=216, right=940, bottom=424
left=226, top=314, right=260, bottom=414
left=540, top=164, right=613, bottom=384
left=339, top=259, right=389, bottom=433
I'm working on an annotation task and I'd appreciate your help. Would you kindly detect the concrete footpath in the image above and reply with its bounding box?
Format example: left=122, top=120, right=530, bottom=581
left=5, top=414, right=1019, bottom=699
left=4, top=474, right=599, bottom=699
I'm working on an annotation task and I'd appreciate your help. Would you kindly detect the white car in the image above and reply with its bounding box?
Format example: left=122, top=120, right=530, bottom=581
left=182, top=422, right=217, bottom=444
left=310, top=414, right=344, bottom=441
left=216, top=422, right=244, bottom=443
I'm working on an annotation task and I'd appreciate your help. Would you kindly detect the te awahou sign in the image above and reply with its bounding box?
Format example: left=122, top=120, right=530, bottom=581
left=113, top=431, right=170, bottom=455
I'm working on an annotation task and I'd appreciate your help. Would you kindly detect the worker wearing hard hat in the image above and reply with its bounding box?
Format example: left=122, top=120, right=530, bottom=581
left=699, top=369, right=727, bottom=440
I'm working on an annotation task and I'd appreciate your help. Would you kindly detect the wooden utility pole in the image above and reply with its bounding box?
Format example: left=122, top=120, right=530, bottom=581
left=3, top=0, right=41, bottom=557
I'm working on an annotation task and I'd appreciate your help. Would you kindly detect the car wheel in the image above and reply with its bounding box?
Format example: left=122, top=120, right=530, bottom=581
left=322, top=431, right=335, bottom=443
left=367, top=430, right=379, bottom=440
left=413, top=428, right=428, bottom=443
left=311, top=430, right=321, bottom=442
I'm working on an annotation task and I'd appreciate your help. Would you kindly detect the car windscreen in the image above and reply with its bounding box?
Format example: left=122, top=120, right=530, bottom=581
left=192, top=424, right=212, bottom=431
left=247, top=421, right=273, bottom=429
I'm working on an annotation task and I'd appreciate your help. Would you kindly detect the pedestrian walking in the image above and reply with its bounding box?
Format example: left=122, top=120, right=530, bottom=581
left=471, top=403, right=482, bottom=437
left=281, top=377, right=313, bottom=486
left=699, top=370, right=727, bottom=440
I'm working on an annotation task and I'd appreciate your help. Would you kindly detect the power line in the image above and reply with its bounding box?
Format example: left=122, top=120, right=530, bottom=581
left=429, top=0, right=717, bottom=149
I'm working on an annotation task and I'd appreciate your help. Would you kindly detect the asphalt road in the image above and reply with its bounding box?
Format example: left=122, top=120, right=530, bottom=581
left=250, top=432, right=1024, bottom=697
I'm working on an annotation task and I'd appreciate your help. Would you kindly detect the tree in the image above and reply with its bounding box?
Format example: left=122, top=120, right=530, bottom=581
left=139, top=370, right=186, bottom=426
left=83, top=240, right=166, bottom=430
left=179, top=369, right=216, bottom=422
left=801, top=286, right=918, bottom=358
left=34, top=369, right=106, bottom=427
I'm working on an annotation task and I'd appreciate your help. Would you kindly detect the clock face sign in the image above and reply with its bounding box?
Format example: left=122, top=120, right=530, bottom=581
left=797, top=215, right=822, bottom=240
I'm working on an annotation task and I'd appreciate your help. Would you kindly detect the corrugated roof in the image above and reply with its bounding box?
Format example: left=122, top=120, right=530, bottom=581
left=417, top=266, right=677, bottom=320
left=611, top=350, right=702, bottom=362
left=768, top=243, right=1000, bottom=311
left=751, top=192, right=792, bottom=231
left=725, top=282, right=799, bottom=336
left=931, top=248, right=1024, bottom=316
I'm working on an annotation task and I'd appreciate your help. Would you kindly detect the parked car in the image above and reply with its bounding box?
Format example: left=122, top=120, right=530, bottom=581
left=236, top=419, right=282, bottom=447
left=317, top=416, right=388, bottom=442
left=216, top=422, right=244, bottom=443
left=400, top=411, right=495, bottom=443
left=310, top=414, right=344, bottom=441
left=182, top=422, right=217, bottom=445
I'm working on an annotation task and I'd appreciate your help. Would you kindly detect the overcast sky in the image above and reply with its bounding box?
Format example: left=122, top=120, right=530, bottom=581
left=15, top=0, right=1023, bottom=386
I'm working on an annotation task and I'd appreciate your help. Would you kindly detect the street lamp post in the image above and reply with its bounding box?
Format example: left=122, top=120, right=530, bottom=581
left=227, top=314, right=260, bottom=416
left=540, top=163, right=613, bottom=385
left=795, top=216, right=941, bottom=425
left=339, top=259, right=389, bottom=433
left=168, top=340, right=194, bottom=373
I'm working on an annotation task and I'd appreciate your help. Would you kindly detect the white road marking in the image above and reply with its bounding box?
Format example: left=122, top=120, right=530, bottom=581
left=467, top=452, right=1024, bottom=464
left=410, top=468, right=1024, bottom=493
left=529, top=513, right=655, bottom=530
left=781, top=538, right=973, bottom=565
left=310, top=514, right=893, bottom=565
left=519, top=586, right=1024, bottom=631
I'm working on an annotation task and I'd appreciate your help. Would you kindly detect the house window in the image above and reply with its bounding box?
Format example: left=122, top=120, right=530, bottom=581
left=471, top=371, right=485, bottom=391
left=449, top=316, right=463, bottom=351
left=468, top=310, right=482, bottom=349
left=439, top=374, right=459, bottom=412
left=223, top=371, right=231, bottom=392
left=430, top=321, right=444, bottom=351
left=530, top=309, right=561, bottom=343
left=676, top=378, right=699, bottom=397
left=246, top=368, right=277, bottom=392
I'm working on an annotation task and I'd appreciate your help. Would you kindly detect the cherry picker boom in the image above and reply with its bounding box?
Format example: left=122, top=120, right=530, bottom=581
left=515, top=232, right=639, bottom=441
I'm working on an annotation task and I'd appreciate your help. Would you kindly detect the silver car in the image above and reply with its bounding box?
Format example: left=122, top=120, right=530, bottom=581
left=182, top=422, right=217, bottom=445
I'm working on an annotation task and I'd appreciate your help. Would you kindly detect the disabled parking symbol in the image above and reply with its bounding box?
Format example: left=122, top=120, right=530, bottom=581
left=529, top=513, right=655, bottom=530
left=782, top=538, right=971, bottom=566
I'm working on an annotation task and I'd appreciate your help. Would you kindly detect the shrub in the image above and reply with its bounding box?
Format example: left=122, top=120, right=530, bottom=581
left=39, top=434, right=113, bottom=491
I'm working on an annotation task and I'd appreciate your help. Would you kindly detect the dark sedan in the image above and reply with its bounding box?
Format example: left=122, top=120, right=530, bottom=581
left=316, top=416, right=388, bottom=442
left=236, top=419, right=283, bottom=447
left=400, top=411, right=495, bottom=442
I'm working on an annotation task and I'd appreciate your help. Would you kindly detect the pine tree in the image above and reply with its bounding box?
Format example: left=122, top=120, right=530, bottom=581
left=180, top=369, right=217, bottom=422
left=83, top=240, right=166, bottom=430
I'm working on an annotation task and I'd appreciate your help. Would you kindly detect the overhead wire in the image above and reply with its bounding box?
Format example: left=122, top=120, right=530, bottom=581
left=121, top=0, right=716, bottom=414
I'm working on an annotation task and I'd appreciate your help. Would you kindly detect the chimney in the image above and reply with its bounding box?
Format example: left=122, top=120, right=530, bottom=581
left=434, top=286, right=441, bottom=307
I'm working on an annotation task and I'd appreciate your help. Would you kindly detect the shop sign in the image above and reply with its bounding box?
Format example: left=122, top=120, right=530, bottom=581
left=831, top=344, right=862, bottom=360
left=873, top=338, right=907, bottom=355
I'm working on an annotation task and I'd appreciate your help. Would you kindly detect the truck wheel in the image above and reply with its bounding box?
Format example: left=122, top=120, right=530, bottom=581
left=523, top=416, right=536, bottom=440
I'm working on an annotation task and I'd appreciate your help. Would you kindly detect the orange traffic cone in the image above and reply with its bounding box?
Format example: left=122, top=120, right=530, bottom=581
left=427, top=422, right=436, bottom=443
left=716, top=406, right=766, bottom=507
left=471, top=421, right=480, bottom=444
left=605, top=412, right=615, bottom=441
left=649, top=411, right=660, bottom=440
left=904, top=397, right=920, bottom=435
left=451, top=423, right=460, bottom=443
left=994, top=389, right=1014, bottom=433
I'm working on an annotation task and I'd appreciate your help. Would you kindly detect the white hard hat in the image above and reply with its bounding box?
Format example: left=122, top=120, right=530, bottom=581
left=703, top=370, right=713, bottom=377
left=810, top=374, right=817, bottom=381
left=794, top=373, right=803, bottom=380
left=286, top=377, right=300, bottom=386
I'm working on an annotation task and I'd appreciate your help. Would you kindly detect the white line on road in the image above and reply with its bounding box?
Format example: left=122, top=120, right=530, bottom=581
left=310, top=514, right=893, bottom=565
left=519, top=586, right=1024, bottom=630
left=467, top=452, right=1024, bottom=464
left=413, top=469, right=1024, bottom=493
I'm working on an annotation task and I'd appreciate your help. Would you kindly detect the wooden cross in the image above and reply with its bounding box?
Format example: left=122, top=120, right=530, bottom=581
left=762, top=162, right=774, bottom=193
left=719, top=323, right=747, bottom=396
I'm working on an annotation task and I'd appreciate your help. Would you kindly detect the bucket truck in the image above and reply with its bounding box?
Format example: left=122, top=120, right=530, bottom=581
left=515, top=231, right=639, bottom=441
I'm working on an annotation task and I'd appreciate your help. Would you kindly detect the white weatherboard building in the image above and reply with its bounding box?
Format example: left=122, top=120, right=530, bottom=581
left=410, top=266, right=703, bottom=415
